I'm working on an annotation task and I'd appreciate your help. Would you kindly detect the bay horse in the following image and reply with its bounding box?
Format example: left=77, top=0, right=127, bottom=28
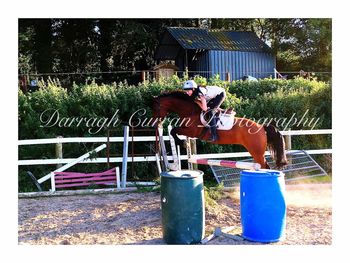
left=152, top=91, right=288, bottom=169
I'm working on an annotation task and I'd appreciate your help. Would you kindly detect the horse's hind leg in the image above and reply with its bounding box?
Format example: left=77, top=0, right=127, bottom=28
left=244, top=139, right=269, bottom=169
left=241, top=128, right=270, bottom=169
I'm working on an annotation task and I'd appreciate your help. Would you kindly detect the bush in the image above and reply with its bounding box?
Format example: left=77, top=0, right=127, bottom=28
left=18, top=77, right=331, bottom=192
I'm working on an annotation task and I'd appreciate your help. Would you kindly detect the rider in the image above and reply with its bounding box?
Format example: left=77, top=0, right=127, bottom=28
left=183, top=80, right=226, bottom=142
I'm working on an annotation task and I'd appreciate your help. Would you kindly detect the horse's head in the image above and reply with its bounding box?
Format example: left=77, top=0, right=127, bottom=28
left=151, top=95, right=172, bottom=128
left=151, top=91, right=200, bottom=128
left=152, top=96, right=167, bottom=121
left=152, top=91, right=196, bottom=119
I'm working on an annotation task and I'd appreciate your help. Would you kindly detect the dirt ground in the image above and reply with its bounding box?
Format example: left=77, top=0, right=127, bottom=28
left=18, top=183, right=331, bottom=245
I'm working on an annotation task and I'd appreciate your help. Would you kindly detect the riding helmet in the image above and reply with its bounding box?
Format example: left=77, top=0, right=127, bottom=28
left=183, top=80, right=197, bottom=90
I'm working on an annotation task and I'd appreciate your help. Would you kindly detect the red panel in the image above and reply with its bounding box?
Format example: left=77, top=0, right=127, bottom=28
left=55, top=176, right=117, bottom=184
left=54, top=168, right=118, bottom=189
left=55, top=181, right=117, bottom=188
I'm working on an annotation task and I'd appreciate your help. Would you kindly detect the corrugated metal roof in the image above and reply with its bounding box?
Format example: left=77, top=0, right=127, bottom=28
left=166, top=27, right=271, bottom=52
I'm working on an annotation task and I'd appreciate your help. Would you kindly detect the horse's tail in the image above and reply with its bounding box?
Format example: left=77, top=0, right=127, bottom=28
left=264, top=122, right=288, bottom=168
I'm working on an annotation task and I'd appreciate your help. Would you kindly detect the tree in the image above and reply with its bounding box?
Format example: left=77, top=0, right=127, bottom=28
left=32, top=19, right=53, bottom=74
left=269, top=18, right=332, bottom=75
left=18, top=19, right=35, bottom=74
left=98, top=19, right=114, bottom=75
left=18, top=18, right=332, bottom=85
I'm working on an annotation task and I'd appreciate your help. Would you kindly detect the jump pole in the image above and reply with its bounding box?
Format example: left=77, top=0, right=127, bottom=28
left=188, top=158, right=261, bottom=170
left=201, top=226, right=244, bottom=244
left=121, top=126, right=129, bottom=188
left=186, top=138, right=193, bottom=170
left=167, top=125, right=179, bottom=171
left=155, top=153, right=162, bottom=175
left=38, top=143, right=107, bottom=185
left=157, top=126, right=169, bottom=170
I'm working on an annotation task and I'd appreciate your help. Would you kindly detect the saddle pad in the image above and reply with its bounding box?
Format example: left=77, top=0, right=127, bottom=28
left=200, top=110, right=236, bottom=130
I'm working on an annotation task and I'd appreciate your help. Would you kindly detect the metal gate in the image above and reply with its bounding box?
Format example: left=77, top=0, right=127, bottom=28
left=210, top=150, right=328, bottom=187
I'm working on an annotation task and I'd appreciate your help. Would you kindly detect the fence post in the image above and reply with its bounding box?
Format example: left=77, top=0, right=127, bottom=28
left=186, top=137, right=193, bottom=170
left=141, top=71, right=146, bottom=84
left=284, top=128, right=292, bottom=151
left=183, top=67, right=189, bottom=79
left=190, top=139, right=198, bottom=170
left=225, top=72, right=231, bottom=82
left=55, top=136, right=63, bottom=169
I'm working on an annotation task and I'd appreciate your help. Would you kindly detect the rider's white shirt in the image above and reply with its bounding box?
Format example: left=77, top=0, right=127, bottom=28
left=198, top=86, right=225, bottom=101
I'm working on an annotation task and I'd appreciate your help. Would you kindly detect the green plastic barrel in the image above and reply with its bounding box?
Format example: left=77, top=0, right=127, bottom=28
left=161, top=170, right=205, bottom=244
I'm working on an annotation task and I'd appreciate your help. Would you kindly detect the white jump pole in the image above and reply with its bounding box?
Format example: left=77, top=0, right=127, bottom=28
left=188, top=158, right=261, bottom=170
left=38, top=143, right=107, bottom=187
left=155, top=153, right=162, bottom=175
left=167, top=125, right=179, bottom=171
left=116, top=167, right=121, bottom=189
left=121, top=126, right=129, bottom=188
left=177, top=145, right=181, bottom=170
left=157, top=125, right=169, bottom=169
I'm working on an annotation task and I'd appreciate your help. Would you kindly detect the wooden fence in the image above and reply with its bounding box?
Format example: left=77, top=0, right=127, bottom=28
left=18, top=129, right=332, bottom=166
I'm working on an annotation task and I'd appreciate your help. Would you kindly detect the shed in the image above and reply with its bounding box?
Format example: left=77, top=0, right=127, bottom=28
left=153, top=63, right=179, bottom=80
left=154, top=27, right=276, bottom=80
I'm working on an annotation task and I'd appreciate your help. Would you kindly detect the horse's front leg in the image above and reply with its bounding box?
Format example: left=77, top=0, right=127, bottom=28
left=170, top=127, right=182, bottom=146
left=170, top=127, right=190, bottom=149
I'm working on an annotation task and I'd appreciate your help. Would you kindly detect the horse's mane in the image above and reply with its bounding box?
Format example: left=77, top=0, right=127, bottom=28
left=157, top=90, right=194, bottom=103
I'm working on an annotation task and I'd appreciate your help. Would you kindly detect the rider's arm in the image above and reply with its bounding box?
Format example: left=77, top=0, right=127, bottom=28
left=195, top=95, right=208, bottom=111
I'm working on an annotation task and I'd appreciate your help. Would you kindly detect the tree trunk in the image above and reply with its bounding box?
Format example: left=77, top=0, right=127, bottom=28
left=33, top=19, right=52, bottom=74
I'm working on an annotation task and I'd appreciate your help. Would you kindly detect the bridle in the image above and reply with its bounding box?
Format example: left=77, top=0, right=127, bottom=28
left=153, top=94, right=209, bottom=140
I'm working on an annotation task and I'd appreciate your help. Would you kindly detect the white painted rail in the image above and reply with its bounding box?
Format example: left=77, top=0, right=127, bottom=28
left=188, top=158, right=261, bottom=170
left=17, top=149, right=332, bottom=166
left=280, top=129, right=332, bottom=135
left=37, top=144, right=107, bottom=184
left=18, top=129, right=332, bottom=166
left=18, top=135, right=188, bottom=145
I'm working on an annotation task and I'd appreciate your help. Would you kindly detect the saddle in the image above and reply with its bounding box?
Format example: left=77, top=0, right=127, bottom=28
left=200, top=108, right=236, bottom=130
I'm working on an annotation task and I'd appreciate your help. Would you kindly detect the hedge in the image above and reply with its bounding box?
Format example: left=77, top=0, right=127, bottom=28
left=18, top=76, right=331, bottom=192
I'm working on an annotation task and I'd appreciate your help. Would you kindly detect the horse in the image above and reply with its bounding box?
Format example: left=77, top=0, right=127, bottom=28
left=152, top=91, right=288, bottom=169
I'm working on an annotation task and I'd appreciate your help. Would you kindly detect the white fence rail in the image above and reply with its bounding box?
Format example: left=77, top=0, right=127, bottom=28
left=18, top=129, right=332, bottom=166
left=18, top=130, right=332, bottom=146
left=18, top=136, right=183, bottom=145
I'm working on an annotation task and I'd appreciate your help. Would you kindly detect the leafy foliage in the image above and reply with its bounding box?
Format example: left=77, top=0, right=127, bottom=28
left=18, top=18, right=331, bottom=85
left=18, top=77, right=331, bottom=192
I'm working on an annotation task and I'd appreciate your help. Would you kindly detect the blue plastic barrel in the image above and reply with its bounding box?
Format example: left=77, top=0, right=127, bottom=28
left=240, top=169, right=286, bottom=242
left=161, top=170, right=205, bottom=244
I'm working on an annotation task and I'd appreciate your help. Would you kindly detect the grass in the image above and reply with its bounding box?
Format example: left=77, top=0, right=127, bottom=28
left=204, top=183, right=226, bottom=208
left=135, top=185, right=161, bottom=193
left=286, top=174, right=332, bottom=184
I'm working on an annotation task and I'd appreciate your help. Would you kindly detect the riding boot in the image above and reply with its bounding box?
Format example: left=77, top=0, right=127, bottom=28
left=208, top=113, right=218, bottom=142
left=209, top=125, right=218, bottom=142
